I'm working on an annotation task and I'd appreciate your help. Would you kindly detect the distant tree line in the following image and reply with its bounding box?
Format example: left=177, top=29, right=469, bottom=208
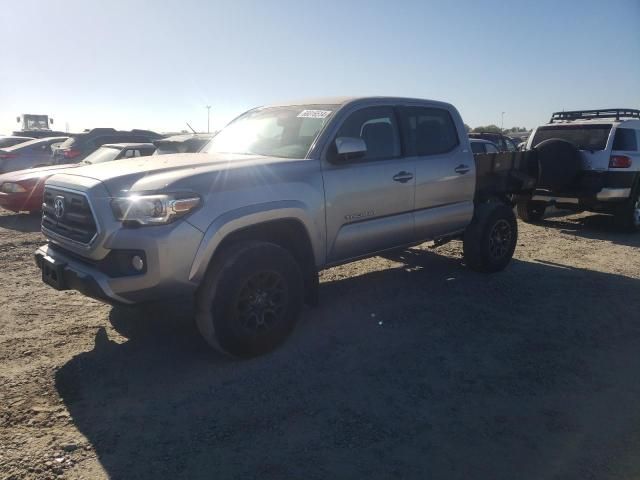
left=466, top=124, right=529, bottom=134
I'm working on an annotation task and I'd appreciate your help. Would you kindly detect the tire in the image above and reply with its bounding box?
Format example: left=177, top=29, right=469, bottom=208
left=533, top=138, right=581, bottom=190
left=195, top=241, right=304, bottom=357
left=516, top=199, right=546, bottom=223
left=463, top=203, right=518, bottom=273
left=614, top=185, right=640, bottom=233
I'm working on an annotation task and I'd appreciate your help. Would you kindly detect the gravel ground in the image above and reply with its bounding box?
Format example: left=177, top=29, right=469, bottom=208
left=1, top=210, right=639, bottom=480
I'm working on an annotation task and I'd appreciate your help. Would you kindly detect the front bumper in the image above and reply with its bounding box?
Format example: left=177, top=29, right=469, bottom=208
left=35, top=247, right=122, bottom=304
left=35, top=218, right=205, bottom=305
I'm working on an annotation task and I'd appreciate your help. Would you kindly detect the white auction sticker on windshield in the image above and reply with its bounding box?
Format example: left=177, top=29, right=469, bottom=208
left=297, top=110, right=332, bottom=119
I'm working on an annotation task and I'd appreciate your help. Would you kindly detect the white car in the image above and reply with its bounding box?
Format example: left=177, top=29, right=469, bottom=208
left=518, top=109, right=640, bottom=231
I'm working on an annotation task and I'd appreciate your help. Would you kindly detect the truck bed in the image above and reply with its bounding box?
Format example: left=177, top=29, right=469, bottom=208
left=474, top=151, right=537, bottom=200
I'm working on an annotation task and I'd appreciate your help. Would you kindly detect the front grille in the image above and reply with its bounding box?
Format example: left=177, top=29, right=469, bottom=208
left=42, top=187, right=98, bottom=245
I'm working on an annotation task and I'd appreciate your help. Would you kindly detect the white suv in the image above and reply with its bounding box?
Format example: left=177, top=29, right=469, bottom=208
left=518, top=109, right=640, bottom=232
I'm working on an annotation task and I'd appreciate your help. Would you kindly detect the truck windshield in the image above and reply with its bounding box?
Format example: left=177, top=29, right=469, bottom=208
left=531, top=124, right=612, bottom=151
left=203, top=105, right=336, bottom=159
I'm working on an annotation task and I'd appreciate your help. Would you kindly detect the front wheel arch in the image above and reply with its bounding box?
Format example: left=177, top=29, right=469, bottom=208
left=193, top=216, right=319, bottom=305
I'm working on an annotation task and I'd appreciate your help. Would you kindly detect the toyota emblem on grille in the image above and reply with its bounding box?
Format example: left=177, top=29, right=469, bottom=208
left=54, top=197, right=65, bottom=219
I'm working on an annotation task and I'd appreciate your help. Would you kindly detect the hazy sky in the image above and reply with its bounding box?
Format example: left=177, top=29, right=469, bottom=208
left=1, top=0, right=638, bottom=135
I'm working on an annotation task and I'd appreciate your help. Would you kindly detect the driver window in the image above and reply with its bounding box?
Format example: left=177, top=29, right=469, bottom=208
left=335, top=106, right=400, bottom=161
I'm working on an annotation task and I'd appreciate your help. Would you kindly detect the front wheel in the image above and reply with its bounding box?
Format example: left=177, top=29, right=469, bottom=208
left=463, top=203, right=518, bottom=273
left=195, top=241, right=304, bottom=357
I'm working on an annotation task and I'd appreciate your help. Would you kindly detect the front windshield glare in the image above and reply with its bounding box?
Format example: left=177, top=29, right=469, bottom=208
left=204, top=105, right=335, bottom=159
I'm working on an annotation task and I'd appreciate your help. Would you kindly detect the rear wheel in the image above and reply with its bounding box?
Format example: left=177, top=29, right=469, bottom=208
left=516, top=199, right=546, bottom=223
left=614, top=187, right=640, bottom=233
left=195, top=241, right=304, bottom=357
left=464, top=203, right=518, bottom=273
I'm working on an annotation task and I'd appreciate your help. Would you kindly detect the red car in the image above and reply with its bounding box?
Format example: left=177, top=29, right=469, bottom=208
left=0, top=164, right=68, bottom=213
left=0, top=143, right=156, bottom=213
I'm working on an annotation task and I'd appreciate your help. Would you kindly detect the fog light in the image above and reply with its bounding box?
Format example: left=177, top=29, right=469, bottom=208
left=131, top=255, right=144, bottom=272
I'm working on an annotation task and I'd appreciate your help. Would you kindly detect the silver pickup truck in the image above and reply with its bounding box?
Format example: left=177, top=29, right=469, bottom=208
left=35, top=96, right=530, bottom=357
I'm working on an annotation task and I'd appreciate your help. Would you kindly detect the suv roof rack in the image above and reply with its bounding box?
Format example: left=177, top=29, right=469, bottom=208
left=550, top=109, right=640, bottom=123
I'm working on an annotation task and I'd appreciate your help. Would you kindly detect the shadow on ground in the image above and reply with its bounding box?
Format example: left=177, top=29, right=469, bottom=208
left=0, top=212, right=42, bottom=233
left=56, top=250, right=640, bottom=479
left=540, top=211, right=640, bottom=248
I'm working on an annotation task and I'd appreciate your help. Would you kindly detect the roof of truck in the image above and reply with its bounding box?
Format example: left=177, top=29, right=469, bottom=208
left=265, top=96, right=453, bottom=108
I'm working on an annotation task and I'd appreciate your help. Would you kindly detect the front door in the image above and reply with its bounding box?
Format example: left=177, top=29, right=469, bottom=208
left=322, top=106, right=415, bottom=263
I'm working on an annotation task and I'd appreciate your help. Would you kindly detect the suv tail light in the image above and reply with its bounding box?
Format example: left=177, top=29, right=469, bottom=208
left=63, top=148, right=81, bottom=160
left=0, top=153, right=19, bottom=160
left=609, top=155, right=632, bottom=168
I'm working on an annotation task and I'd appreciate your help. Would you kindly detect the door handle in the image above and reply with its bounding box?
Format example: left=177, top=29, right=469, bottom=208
left=454, top=164, right=470, bottom=174
left=392, top=171, right=414, bottom=183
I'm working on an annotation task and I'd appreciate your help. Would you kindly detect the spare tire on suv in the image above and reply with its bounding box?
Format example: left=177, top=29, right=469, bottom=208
left=533, top=138, right=581, bottom=191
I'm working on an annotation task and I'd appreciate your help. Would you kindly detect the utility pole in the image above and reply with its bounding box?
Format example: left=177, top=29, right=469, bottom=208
left=501, top=112, right=505, bottom=132
left=206, top=105, right=211, bottom=134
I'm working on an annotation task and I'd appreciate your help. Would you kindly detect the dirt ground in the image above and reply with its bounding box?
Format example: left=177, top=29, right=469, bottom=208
left=1, top=209, right=639, bottom=480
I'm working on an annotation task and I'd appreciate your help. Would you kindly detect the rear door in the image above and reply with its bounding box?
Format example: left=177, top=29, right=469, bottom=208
left=399, top=104, right=475, bottom=240
left=322, top=105, right=416, bottom=263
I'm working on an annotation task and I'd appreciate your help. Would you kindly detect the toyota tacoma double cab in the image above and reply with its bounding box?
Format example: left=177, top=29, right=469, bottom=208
left=35, top=97, right=534, bottom=357
left=516, top=109, right=640, bottom=232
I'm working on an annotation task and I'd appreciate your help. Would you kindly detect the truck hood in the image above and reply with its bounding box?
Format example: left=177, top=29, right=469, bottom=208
left=50, top=152, right=304, bottom=195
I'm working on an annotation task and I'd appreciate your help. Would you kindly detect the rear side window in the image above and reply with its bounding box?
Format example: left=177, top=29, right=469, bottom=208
left=612, top=128, right=638, bottom=151
left=399, top=106, right=459, bottom=156
left=334, top=106, right=401, bottom=161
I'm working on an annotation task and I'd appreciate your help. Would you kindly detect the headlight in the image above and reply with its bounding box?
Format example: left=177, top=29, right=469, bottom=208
left=1, top=182, right=28, bottom=193
left=111, top=193, right=200, bottom=225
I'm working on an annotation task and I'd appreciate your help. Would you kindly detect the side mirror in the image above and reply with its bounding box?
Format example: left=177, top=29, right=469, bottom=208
left=333, top=137, right=367, bottom=163
left=16, top=116, right=20, bottom=123
left=50, top=118, right=54, bottom=125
